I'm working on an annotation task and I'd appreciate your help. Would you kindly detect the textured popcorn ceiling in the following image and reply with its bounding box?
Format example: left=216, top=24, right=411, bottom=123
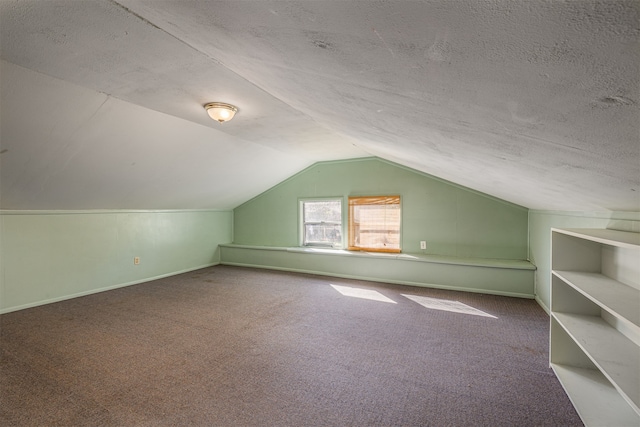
left=0, top=0, right=638, bottom=211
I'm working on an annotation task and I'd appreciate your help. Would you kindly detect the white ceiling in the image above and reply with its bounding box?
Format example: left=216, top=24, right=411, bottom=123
left=1, top=0, right=638, bottom=211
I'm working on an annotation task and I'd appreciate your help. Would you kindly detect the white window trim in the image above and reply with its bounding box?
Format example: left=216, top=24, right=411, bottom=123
left=299, top=197, right=345, bottom=248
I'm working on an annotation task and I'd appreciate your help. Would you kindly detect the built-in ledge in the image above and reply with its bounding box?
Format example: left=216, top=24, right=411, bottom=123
left=221, top=244, right=535, bottom=270
left=219, top=244, right=536, bottom=298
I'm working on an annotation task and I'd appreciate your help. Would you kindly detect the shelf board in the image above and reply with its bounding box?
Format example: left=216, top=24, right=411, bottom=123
left=552, top=228, right=640, bottom=248
left=553, top=270, right=640, bottom=328
left=551, top=363, right=640, bottom=426
left=553, top=312, right=640, bottom=414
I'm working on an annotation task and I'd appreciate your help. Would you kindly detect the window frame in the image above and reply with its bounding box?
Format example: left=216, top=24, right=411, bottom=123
left=348, top=195, right=402, bottom=253
left=299, top=197, right=345, bottom=248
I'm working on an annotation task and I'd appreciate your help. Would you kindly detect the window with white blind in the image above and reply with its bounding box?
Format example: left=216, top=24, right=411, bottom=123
left=300, top=198, right=343, bottom=247
left=348, top=196, right=401, bottom=253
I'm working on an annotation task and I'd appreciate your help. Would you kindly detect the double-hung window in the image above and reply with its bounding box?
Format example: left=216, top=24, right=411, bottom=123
left=348, top=196, right=401, bottom=253
left=300, top=198, right=343, bottom=247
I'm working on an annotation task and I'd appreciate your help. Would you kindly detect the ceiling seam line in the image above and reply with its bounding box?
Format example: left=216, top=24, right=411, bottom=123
left=109, top=0, right=317, bottom=122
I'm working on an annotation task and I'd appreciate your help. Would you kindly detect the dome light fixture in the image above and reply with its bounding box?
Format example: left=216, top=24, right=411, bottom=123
left=204, top=102, right=238, bottom=123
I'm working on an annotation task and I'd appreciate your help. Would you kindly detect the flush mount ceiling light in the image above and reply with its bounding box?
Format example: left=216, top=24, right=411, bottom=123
left=204, top=102, right=238, bottom=123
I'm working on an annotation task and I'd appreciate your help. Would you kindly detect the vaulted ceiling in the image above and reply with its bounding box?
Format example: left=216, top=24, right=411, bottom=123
left=1, top=0, right=638, bottom=211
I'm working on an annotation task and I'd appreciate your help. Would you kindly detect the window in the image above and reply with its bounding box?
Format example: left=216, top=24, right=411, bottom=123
left=301, top=199, right=342, bottom=247
left=348, top=196, right=401, bottom=253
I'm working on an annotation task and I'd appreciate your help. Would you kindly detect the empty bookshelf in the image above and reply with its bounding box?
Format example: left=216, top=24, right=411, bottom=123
left=550, top=228, right=640, bottom=426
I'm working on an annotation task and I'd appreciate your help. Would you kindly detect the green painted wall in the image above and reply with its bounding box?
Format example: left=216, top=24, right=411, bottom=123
left=528, top=210, right=640, bottom=313
left=233, top=158, right=529, bottom=260
left=0, top=210, right=232, bottom=313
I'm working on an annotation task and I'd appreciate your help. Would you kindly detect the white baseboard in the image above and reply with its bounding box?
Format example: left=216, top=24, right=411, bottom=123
left=221, top=261, right=535, bottom=299
left=0, top=262, right=219, bottom=314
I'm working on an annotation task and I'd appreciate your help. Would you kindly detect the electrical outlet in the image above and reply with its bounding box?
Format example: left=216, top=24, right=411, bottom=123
left=420, top=241, right=426, bottom=250
left=134, top=257, right=140, bottom=265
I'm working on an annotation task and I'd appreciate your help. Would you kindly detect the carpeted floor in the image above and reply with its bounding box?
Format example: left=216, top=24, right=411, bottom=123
left=1, top=265, right=582, bottom=426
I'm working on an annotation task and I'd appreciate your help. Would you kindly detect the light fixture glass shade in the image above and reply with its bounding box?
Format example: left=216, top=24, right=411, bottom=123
left=204, top=102, right=238, bottom=123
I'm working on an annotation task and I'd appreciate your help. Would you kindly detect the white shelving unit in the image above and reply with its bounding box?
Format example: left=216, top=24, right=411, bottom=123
left=550, top=228, right=640, bottom=427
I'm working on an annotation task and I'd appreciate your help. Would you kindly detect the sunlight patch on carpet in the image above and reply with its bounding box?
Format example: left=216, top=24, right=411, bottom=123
left=330, top=284, right=397, bottom=303
left=402, top=294, right=497, bottom=318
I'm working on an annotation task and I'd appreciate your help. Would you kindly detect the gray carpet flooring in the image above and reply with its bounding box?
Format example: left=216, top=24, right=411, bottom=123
left=1, top=265, right=582, bottom=426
